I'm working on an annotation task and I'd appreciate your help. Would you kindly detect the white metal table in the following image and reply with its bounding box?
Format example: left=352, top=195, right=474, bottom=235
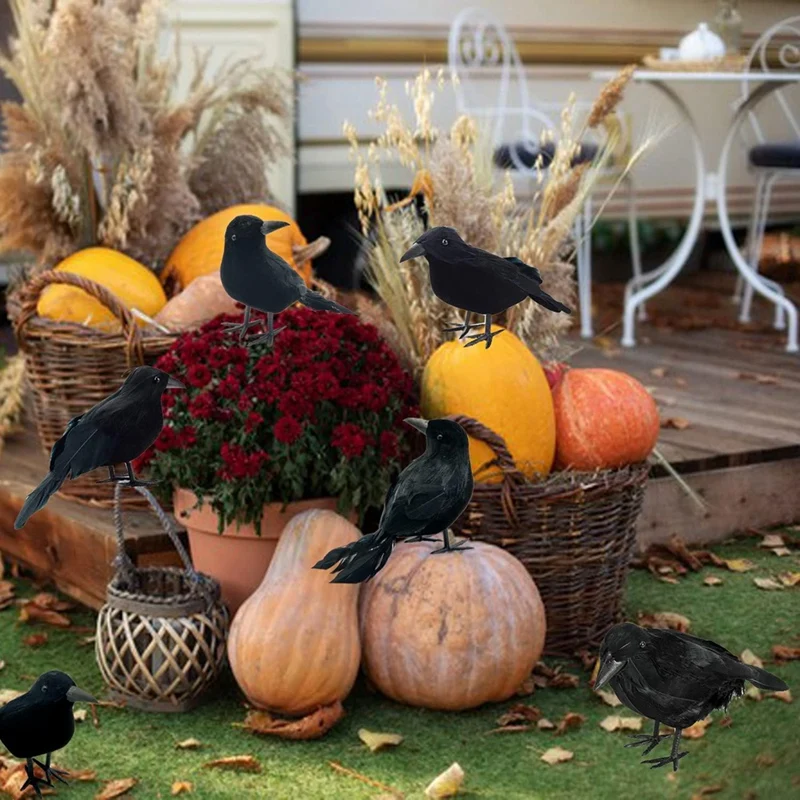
left=592, top=70, right=800, bottom=353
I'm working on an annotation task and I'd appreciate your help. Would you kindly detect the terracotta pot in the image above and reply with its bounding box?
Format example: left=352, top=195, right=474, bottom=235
left=173, top=488, right=345, bottom=614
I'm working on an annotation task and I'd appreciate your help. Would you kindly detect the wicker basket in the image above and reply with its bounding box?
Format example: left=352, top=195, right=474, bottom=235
left=447, top=415, right=650, bottom=657
left=95, top=484, right=229, bottom=712
left=10, top=271, right=179, bottom=509
left=642, top=54, right=747, bottom=72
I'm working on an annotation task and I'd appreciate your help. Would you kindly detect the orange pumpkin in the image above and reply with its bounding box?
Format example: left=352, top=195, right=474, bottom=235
left=553, top=367, right=659, bottom=470
left=359, top=541, right=546, bottom=711
left=163, top=204, right=314, bottom=290
left=227, top=510, right=361, bottom=716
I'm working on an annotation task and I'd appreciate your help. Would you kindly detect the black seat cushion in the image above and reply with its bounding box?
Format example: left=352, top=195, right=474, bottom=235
left=493, top=140, right=599, bottom=170
left=749, top=141, right=800, bottom=170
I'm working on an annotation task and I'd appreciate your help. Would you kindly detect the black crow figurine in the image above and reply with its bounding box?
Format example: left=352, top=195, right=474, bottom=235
left=220, top=215, right=356, bottom=346
left=399, top=225, right=571, bottom=349
left=0, top=671, right=96, bottom=798
left=595, top=622, right=789, bottom=772
left=313, top=417, right=474, bottom=583
left=14, top=366, right=184, bottom=529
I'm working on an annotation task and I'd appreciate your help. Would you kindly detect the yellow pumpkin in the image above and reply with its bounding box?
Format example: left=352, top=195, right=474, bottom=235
left=227, top=510, right=361, bottom=716
left=163, top=204, right=313, bottom=290
left=421, top=326, right=556, bottom=483
left=37, top=247, right=167, bottom=329
left=359, top=540, right=546, bottom=711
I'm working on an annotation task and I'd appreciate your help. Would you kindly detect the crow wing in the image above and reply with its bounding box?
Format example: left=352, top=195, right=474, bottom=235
left=49, top=414, right=84, bottom=471
left=379, top=478, right=451, bottom=539
left=457, top=246, right=545, bottom=293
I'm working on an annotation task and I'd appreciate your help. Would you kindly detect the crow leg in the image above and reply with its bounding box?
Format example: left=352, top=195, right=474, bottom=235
left=22, top=758, right=43, bottom=799
left=249, top=312, right=286, bottom=347
left=624, top=720, right=671, bottom=756
left=641, top=728, right=688, bottom=772
left=113, top=461, right=160, bottom=487
left=404, top=536, right=440, bottom=543
left=222, top=306, right=259, bottom=341
left=464, top=314, right=504, bottom=349
left=442, top=310, right=481, bottom=339
left=430, top=528, right=473, bottom=554
left=33, top=753, right=69, bottom=786
left=96, top=465, right=124, bottom=484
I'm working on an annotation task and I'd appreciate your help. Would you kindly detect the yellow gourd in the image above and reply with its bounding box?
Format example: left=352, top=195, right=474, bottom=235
left=37, top=247, right=167, bottom=330
left=163, top=204, right=313, bottom=290
left=227, top=510, right=362, bottom=716
left=421, top=326, right=556, bottom=483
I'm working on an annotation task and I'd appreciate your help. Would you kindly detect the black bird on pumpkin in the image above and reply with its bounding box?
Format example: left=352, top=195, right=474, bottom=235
left=399, top=226, right=571, bottom=349
left=313, top=417, right=474, bottom=583
left=0, top=671, right=96, bottom=799
left=14, top=366, right=184, bottom=529
left=595, top=622, right=789, bottom=772
left=220, top=215, right=356, bottom=346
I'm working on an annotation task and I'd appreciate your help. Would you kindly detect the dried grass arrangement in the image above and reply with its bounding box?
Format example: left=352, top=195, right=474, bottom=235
left=0, top=354, right=25, bottom=458
left=349, top=65, right=647, bottom=375
left=0, top=0, right=289, bottom=273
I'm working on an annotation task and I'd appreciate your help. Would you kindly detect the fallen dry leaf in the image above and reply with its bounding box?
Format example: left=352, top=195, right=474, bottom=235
left=329, top=761, right=403, bottom=797
left=0, top=689, right=22, bottom=706
left=424, top=762, right=464, bottom=799
left=772, top=644, right=800, bottom=661
left=599, top=715, right=643, bottom=733
left=555, top=712, right=585, bottom=736
left=515, top=677, right=535, bottom=697
left=661, top=417, right=691, bottom=430
left=595, top=689, right=622, bottom=708
left=95, top=777, right=138, bottom=800
left=0, top=581, right=15, bottom=611
left=23, top=632, right=48, bottom=648
left=537, top=718, right=556, bottom=731
left=740, top=649, right=764, bottom=669
left=650, top=366, right=668, bottom=378
left=778, top=571, right=800, bottom=587
left=175, top=738, right=203, bottom=750
left=540, top=747, right=573, bottom=765
left=0, top=661, right=5, bottom=672
left=30, top=593, right=73, bottom=612
left=171, top=781, right=193, bottom=796
left=719, top=716, right=733, bottom=728
left=18, top=604, right=71, bottom=628
left=703, top=576, right=723, bottom=587
left=691, top=784, right=726, bottom=798
left=771, top=547, right=792, bottom=557
left=547, top=671, right=580, bottom=689
left=496, top=704, right=541, bottom=728
left=745, top=685, right=762, bottom=701
left=358, top=729, right=404, bottom=753
left=682, top=718, right=712, bottom=739
left=724, top=559, right=757, bottom=573
left=235, top=702, right=343, bottom=741
left=737, top=371, right=780, bottom=385
left=203, top=755, right=261, bottom=773
left=766, top=690, right=792, bottom=704
left=638, top=611, right=691, bottom=632
left=755, top=753, right=776, bottom=767
left=759, top=534, right=785, bottom=549
left=73, top=709, right=87, bottom=723
left=753, top=577, right=784, bottom=591
left=66, top=769, right=97, bottom=781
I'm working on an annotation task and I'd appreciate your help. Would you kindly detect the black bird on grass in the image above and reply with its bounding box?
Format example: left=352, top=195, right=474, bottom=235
left=14, top=366, right=183, bottom=529
left=399, top=226, right=571, bottom=349
left=220, top=215, right=356, bottom=346
left=595, top=622, right=789, bottom=772
left=0, top=671, right=96, bottom=798
left=313, top=418, right=474, bottom=583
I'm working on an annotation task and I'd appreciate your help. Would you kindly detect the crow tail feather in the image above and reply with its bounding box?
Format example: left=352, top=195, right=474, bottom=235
left=529, top=287, right=571, bottom=314
left=298, top=286, right=356, bottom=315
left=14, top=472, right=64, bottom=529
left=744, top=664, right=789, bottom=691
left=312, top=531, right=393, bottom=583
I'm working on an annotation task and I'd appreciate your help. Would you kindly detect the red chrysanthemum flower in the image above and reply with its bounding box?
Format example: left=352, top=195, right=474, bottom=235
left=274, top=415, right=303, bottom=444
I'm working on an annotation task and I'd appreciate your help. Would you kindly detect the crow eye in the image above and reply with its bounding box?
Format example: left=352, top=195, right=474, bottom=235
left=639, top=641, right=647, bottom=649
left=152, top=375, right=161, bottom=384
left=441, top=238, right=449, bottom=246
left=41, top=685, right=47, bottom=692
left=231, top=233, right=237, bottom=241
left=437, top=434, right=443, bottom=441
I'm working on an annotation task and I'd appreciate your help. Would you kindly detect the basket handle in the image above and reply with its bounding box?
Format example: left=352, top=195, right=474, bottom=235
left=13, top=270, right=145, bottom=368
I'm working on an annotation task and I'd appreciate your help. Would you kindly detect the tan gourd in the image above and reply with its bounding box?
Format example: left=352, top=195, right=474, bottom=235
left=227, top=510, right=362, bottom=716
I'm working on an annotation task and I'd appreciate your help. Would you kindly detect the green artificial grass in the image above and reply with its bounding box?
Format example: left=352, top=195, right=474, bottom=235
left=0, top=532, right=798, bottom=800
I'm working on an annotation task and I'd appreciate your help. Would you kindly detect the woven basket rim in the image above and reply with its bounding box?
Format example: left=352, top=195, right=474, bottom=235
left=107, top=566, right=221, bottom=615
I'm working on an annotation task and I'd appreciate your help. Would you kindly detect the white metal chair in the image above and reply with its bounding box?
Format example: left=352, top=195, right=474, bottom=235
left=732, top=16, right=800, bottom=330
left=447, top=6, right=643, bottom=339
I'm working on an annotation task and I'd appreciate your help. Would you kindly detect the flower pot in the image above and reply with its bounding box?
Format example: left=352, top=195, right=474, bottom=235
left=173, top=488, right=346, bottom=614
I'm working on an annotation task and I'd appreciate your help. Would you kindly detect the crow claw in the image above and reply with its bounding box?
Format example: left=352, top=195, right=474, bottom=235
left=624, top=733, right=671, bottom=756
left=430, top=543, right=472, bottom=554
left=641, top=752, right=688, bottom=772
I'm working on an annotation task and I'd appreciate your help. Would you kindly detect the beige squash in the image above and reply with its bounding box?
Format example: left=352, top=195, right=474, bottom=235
left=359, top=540, right=546, bottom=711
left=227, top=510, right=362, bottom=716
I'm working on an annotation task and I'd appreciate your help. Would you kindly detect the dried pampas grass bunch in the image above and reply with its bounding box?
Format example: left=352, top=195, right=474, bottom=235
left=0, top=0, right=289, bottom=272
left=348, top=65, right=644, bottom=376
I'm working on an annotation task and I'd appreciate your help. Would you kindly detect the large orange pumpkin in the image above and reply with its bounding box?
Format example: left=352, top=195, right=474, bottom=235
left=553, top=367, right=660, bottom=470
left=421, top=326, right=556, bottom=483
left=163, top=204, right=314, bottom=290
left=359, top=541, right=546, bottom=711
left=227, top=510, right=361, bottom=716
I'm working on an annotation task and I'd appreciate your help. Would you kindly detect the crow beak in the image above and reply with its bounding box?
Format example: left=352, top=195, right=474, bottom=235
left=399, top=242, right=425, bottom=262
left=166, top=375, right=184, bottom=390
left=261, top=220, right=290, bottom=236
left=66, top=686, right=97, bottom=704
left=403, top=417, right=429, bottom=435
left=594, top=654, right=625, bottom=691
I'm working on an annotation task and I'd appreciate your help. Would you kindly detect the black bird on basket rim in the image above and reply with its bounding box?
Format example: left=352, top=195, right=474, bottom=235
left=14, top=366, right=183, bottom=529
left=399, top=226, right=571, bottom=350
left=312, top=417, right=474, bottom=583
left=219, top=215, right=356, bottom=347
left=0, top=671, right=96, bottom=799
left=595, top=622, right=789, bottom=772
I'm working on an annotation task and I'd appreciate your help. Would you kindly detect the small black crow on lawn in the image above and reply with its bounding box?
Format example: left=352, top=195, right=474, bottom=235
left=14, top=366, right=183, bottom=529
left=400, top=226, right=571, bottom=349
left=595, top=622, right=789, bottom=772
left=220, top=215, right=356, bottom=346
left=0, top=671, right=96, bottom=798
left=313, top=417, right=474, bottom=583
